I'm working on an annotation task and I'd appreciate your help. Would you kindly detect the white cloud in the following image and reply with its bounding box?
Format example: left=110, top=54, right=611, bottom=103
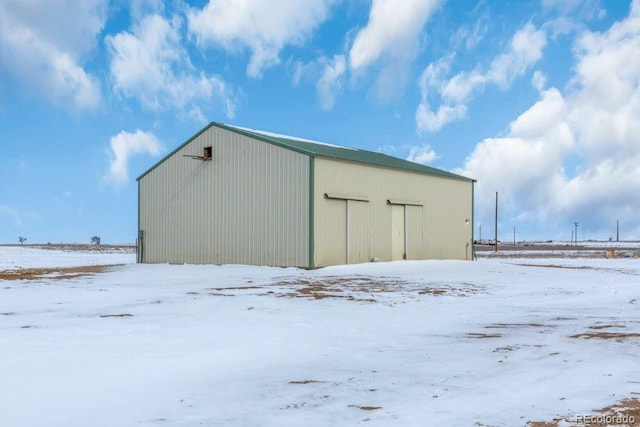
left=542, top=0, right=606, bottom=21
left=449, top=11, right=490, bottom=51
left=458, top=88, right=574, bottom=221
left=106, top=14, right=235, bottom=118
left=458, top=1, right=640, bottom=238
left=416, top=103, right=467, bottom=133
left=377, top=143, right=439, bottom=166
left=488, top=23, right=547, bottom=88
left=129, top=0, right=165, bottom=20
left=298, top=0, right=442, bottom=109
left=349, top=0, right=442, bottom=101
left=187, top=0, right=335, bottom=78
left=349, top=0, right=442, bottom=71
left=105, top=130, right=164, bottom=186
left=0, top=0, right=105, bottom=110
left=531, top=70, right=547, bottom=91
left=406, top=144, right=438, bottom=165
left=317, top=55, right=346, bottom=110
left=417, top=22, right=547, bottom=132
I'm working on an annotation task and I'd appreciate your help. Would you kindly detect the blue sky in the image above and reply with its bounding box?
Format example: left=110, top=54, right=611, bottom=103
left=1, top=0, right=639, bottom=244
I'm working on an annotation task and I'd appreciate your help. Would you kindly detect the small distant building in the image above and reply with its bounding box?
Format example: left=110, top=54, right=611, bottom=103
left=137, top=122, right=475, bottom=267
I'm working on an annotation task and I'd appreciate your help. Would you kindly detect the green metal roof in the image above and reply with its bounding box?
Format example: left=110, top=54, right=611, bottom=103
left=137, top=121, right=474, bottom=182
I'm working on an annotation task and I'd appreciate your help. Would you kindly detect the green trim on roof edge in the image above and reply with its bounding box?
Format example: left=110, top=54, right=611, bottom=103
left=137, top=122, right=217, bottom=181
left=137, top=121, right=475, bottom=182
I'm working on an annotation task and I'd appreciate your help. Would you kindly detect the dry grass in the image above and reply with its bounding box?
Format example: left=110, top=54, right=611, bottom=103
left=0, top=264, right=121, bottom=281
left=100, top=313, right=134, bottom=318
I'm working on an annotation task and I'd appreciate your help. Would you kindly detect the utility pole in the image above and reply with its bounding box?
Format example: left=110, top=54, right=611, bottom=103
left=495, top=192, right=498, bottom=253
left=574, top=222, right=579, bottom=246
left=617, top=220, right=619, bottom=242
left=479, top=225, right=482, bottom=242
left=513, top=227, right=516, bottom=246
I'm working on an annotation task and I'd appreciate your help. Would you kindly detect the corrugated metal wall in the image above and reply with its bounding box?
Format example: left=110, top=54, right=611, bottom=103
left=314, top=157, right=473, bottom=266
left=139, top=126, right=310, bottom=267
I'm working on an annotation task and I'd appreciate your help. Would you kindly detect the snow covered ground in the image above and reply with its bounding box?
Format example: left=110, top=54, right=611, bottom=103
left=0, top=245, right=135, bottom=270
left=1, top=248, right=639, bottom=426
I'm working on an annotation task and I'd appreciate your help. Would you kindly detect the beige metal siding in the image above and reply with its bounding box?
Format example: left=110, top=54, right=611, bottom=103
left=139, top=127, right=309, bottom=266
left=314, top=157, right=473, bottom=266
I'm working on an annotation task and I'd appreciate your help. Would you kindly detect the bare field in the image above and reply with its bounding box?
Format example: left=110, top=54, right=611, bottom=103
left=475, top=242, right=640, bottom=259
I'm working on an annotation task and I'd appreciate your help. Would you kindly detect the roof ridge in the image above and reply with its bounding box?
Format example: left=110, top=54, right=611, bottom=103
left=218, top=122, right=473, bottom=182
left=137, top=121, right=474, bottom=182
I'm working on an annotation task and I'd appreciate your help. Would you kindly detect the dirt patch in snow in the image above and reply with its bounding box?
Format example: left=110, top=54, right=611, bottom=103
left=418, top=282, right=481, bottom=296
left=467, top=332, right=502, bottom=339
left=273, top=276, right=402, bottom=302
left=514, top=263, right=595, bottom=270
left=208, top=286, right=263, bottom=291
left=527, top=397, right=640, bottom=426
left=570, top=331, right=640, bottom=342
left=202, top=276, right=484, bottom=302
left=485, top=323, right=556, bottom=329
left=348, top=405, right=382, bottom=411
left=271, top=276, right=483, bottom=302
left=0, top=264, right=122, bottom=281
left=589, top=323, right=628, bottom=330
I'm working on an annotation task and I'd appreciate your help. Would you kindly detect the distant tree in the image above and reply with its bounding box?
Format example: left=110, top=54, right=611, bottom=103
left=90, top=236, right=101, bottom=245
left=18, top=236, right=27, bottom=245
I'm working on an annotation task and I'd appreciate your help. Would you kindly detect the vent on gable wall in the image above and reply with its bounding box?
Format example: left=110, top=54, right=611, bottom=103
left=183, top=146, right=213, bottom=161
